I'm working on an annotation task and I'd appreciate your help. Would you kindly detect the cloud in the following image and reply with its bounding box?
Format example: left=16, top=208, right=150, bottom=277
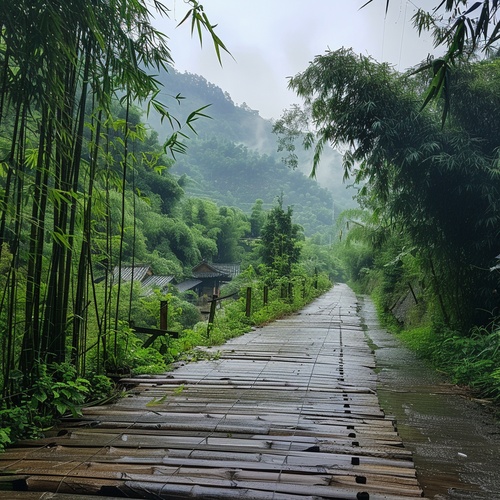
left=156, top=0, right=437, bottom=120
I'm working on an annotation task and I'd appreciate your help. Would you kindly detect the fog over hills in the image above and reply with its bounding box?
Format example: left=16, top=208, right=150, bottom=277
left=145, top=66, right=358, bottom=235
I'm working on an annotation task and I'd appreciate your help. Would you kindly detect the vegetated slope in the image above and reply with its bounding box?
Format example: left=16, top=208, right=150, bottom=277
left=148, top=67, right=276, bottom=151
left=146, top=67, right=358, bottom=235
left=173, top=137, right=335, bottom=236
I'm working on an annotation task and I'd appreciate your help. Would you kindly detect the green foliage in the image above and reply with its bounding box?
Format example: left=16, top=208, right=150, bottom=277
left=104, top=323, right=167, bottom=376
left=399, top=325, right=500, bottom=403
left=250, top=199, right=266, bottom=238
left=0, top=0, right=230, bottom=429
left=259, top=196, right=303, bottom=278
left=86, top=373, right=116, bottom=403
left=0, top=406, right=34, bottom=450
left=298, top=239, right=343, bottom=282
left=0, top=362, right=112, bottom=449
left=286, top=49, right=500, bottom=330
left=273, top=105, right=315, bottom=171
left=30, top=363, right=90, bottom=419
left=157, top=293, right=202, bottom=331
left=0, top=426, right=11, bottom=451
left=367, top=1, right=500, bottom=123
left=168, top=327, right=207, bottom=362
left=171, top=136, right=335, bottom=237
left=134, top=160, right=183, bottom=215
left=215, top=206, right=250, bottom=262
left=397, top=326, right=435, bottom=356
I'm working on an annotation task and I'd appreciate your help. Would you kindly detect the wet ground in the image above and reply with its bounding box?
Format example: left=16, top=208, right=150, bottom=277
left=0, top=285, right=423, bottom=499
left=359, top=296, right=500, bottom=499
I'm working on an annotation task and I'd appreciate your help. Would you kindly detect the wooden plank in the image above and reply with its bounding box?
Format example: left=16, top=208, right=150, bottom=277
left=0, top=450, right=416, bottom=476
left=0, top=460, right=421, bottom=484
left=0, top=285, right=423, bottom=499
left=20, top=475, right=422, bottom=499
left=2, top=465, right=423, bottom=496
left=0, top=493, right=125, bottom=500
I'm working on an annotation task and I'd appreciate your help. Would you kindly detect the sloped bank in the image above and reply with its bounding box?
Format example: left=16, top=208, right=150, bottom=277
left=359, top=295, right=500, bottom=499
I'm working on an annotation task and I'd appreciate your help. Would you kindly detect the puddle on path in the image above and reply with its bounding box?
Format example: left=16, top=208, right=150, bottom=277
left=359, top=296, right=500, bottom=499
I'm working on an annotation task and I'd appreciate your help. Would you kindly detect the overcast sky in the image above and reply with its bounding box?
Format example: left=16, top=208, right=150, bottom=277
left=156, top=0, right=438, bottom=121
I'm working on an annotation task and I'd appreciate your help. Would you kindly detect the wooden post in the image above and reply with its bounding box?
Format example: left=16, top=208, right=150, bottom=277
left=408, top=282, right=418, bottom=304
left=207, top=294, right=218, bottom=335
left=160, top=300, right=168, bottom=330
left=263, top=285, right=269, bottom=306
left=246, top=287, right=252, bottom=317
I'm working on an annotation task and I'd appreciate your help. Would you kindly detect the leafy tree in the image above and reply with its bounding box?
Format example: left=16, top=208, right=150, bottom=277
left=260, top=196, right=303, bottom=278
left=250, top=199, right=266, bottom=238
left=300, top=239, right=343, bottom=282
left=215, top=206, right=250, bottom=262
left=366, top=1, right=500, bottom=122
left=0, top=0, right=228, bottom=395
left=281, top=48, right=500, bottom=329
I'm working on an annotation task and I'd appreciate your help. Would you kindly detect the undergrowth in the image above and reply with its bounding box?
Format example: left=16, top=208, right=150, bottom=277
left=0, top=363, right=117, bottom=451
left=0, top=269, right=331, bottom=451
left=369, top=284, right=500, bottom=406
left=398, top=325, right=500, bottom=404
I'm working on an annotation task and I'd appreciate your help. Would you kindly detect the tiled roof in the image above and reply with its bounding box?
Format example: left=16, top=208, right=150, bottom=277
left=212, top=263, right=241, bottom=279
left=112, top=266, right=174, bottom=296
left=142, top=275, right=174, bottom=289
left=113, top=265, right=151, bottom=283
left=192, top=262, right=241, bottom=279
left=175, top=279, right=203, bottom=293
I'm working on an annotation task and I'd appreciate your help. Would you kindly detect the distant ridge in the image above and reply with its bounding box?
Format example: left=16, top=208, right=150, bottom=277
left=144, top=65, right=358, bottom=235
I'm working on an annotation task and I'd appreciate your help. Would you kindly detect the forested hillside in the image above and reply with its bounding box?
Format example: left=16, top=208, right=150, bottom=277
left=146, top=66, right=358, bottom=226
left=172, top=137, right=334, bottom=236
left=0, top=1, right=341, bottom=448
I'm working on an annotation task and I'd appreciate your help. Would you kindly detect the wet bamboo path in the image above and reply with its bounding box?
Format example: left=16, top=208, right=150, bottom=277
left=0, top=284, right=423, bottom=499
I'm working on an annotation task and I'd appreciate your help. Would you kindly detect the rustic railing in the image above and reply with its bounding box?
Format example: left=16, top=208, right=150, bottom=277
left=129, top=300, right=179, bottom=347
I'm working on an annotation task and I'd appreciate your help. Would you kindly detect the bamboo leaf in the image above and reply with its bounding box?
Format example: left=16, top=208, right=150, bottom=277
left=146, top=392, right=169, bottom=406
left=185, top=104, right=212, bottom=133
left=51, top=230, right=72, bottom=250
left=177, top=1, right=231, bottom=65
left=464, top=2, right=482, bottom=15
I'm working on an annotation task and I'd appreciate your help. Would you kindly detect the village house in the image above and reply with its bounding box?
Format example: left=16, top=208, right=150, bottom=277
left=113, top=261, right=240, bottom=298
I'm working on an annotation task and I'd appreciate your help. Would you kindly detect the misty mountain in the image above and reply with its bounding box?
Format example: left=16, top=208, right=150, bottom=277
left=145, top=66, right=358, bottom=235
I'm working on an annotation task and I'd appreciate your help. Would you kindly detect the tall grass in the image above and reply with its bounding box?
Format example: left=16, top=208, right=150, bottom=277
left=170, top=270, right=332, bottom=359
left=398, top=325, right=500, bottom=403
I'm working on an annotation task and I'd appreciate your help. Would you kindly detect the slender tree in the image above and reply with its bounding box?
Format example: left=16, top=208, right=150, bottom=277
left=280, top=48, right=500, bottom=329
left=260, top=195, right=302, bottom=278
left=0, top=0, right=229, bottom=394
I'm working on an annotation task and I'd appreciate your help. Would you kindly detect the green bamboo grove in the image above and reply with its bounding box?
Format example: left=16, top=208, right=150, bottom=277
left=0, top=0, right=227, bottom=398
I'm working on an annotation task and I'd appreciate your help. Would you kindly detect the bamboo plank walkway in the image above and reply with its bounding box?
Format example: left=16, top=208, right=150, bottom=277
left=0, top=284, right=423, bottom=499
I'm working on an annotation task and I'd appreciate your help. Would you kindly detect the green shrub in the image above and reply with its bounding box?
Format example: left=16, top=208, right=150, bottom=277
left=86, top=373, right=116, bottom=403
left=104, top=323, right=167, bottom=375
left=30, top=363, right=90, bottom=419
left=0, top=362, right=105, bottom=449
left=398, top=325, right=500, bottom=402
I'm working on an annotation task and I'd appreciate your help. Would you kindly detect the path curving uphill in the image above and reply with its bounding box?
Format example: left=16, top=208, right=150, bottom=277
left=0, top=284, right=422, bottom=499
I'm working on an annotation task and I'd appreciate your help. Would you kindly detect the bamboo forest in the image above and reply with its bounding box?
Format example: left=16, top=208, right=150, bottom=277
left=1, top=3, right=500, bottom=493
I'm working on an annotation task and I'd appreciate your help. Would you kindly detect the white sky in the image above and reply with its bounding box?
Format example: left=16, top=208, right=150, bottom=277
left=155, top=0, right=438, bottom=121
